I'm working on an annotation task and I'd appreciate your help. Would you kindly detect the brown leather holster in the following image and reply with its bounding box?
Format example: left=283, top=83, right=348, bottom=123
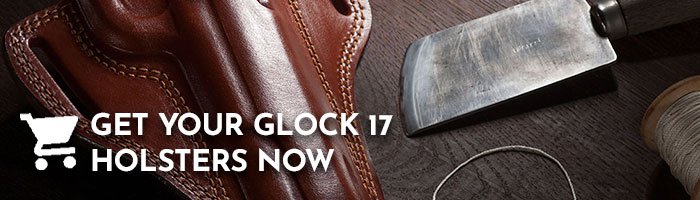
left=4, top=0, right=381, bottom=199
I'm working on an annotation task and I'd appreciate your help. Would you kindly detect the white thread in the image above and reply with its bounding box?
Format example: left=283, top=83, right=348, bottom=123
left=656, top=91, right=700, bottom=194
left=432, top=145, right=576, bottom=200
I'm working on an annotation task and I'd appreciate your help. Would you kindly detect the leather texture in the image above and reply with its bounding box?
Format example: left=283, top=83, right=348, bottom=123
left=4, top=0, right=381, bottom=199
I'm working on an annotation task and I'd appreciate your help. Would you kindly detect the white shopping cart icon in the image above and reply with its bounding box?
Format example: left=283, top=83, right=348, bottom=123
left=20, top=113, right=78, bottom=170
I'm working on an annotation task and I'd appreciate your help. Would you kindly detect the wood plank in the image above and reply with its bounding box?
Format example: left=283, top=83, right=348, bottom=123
left=0, top=0, right=697, bottom=199
left=356, top=0, right=700, bottom=199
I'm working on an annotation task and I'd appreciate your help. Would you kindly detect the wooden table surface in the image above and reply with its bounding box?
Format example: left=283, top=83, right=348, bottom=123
left=356, top=0, right=700, bottom=199
left=2, top=0, right=700, bottom=199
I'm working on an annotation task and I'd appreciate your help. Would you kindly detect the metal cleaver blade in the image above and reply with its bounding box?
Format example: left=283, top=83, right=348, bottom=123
left=401, top=0, right=616, bottom=136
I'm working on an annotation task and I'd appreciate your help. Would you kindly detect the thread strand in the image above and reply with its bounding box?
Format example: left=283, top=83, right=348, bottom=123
left=432, top=145, right=576, bottom=200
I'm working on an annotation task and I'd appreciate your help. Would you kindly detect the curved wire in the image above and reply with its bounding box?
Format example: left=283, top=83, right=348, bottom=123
left=432, top=145, right=576, bottom=200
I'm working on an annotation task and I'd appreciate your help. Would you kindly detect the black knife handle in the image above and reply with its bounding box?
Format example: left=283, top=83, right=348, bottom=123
left=620, top=0, right=700, bottom=35
left=590, top=0, right=700, bottom=39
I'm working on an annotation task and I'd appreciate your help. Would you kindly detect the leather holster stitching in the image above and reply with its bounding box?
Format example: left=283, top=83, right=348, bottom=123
left=7, top=3, right=227, bottom=200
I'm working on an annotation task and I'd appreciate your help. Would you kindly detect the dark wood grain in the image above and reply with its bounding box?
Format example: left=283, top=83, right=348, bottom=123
left=1, top=0, right=698, bottom=199
left=355, top=0, right=700, bottom=199
left=619, top=0, right=700, bottom=35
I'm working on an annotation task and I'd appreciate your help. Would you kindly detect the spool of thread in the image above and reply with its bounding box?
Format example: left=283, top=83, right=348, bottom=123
left=641, top=76, right=700, bottom=199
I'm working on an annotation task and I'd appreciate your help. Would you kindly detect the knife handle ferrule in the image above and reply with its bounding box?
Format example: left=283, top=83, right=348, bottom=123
left=589, top=0, right=627, bottom=39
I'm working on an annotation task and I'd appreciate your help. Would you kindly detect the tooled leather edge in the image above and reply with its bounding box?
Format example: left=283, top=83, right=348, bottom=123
left=286, top=0, right=380, bottom=199
left=339, top=2, right=380, bottom=199
left=5, top=3, right=228, bottom=199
